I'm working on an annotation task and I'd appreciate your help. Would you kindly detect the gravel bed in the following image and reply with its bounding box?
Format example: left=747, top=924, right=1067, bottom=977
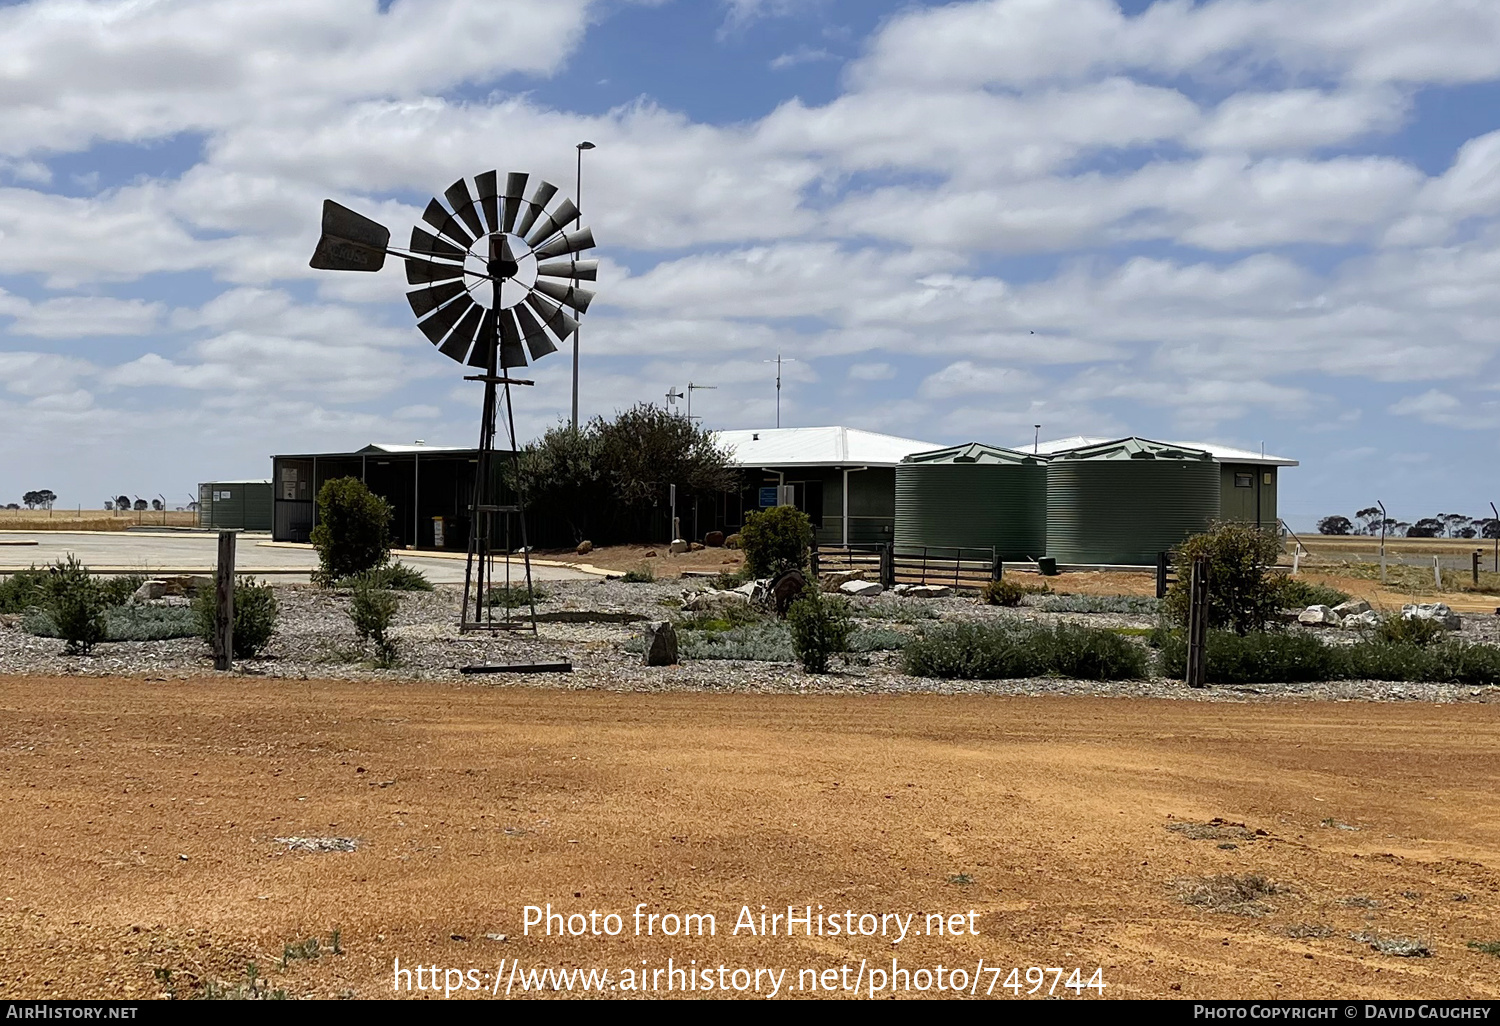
left=1, top=578, right=1498, bottom=704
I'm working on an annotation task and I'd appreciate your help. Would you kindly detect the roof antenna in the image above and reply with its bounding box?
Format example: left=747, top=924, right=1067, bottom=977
left=1034, top=424, right=1041, bottom=455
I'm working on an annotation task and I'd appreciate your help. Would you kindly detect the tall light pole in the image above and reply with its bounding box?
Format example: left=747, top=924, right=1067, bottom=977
left=572, top=141, right=595, bottom=432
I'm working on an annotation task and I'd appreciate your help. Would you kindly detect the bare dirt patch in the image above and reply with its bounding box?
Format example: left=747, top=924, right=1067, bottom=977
left=1, top=679, right=1498, bottom=1000
left=537, top=543, right=744, bottom=578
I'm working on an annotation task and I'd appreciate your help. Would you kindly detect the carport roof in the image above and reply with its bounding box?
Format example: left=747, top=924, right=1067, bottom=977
left=715, top=426, right=943, bottom=468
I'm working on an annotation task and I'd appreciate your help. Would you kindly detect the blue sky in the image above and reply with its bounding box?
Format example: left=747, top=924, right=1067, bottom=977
left=1, top=0, right=1499, bottom=529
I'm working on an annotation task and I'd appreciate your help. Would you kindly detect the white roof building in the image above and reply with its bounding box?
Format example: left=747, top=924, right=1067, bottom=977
left=714, top=426, right=942, bottom=468
left=1016, top=436, right=1298, bottom=467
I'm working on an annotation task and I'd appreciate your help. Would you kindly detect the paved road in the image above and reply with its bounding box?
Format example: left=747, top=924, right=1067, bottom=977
left=0, top=531, right=593, bottom=584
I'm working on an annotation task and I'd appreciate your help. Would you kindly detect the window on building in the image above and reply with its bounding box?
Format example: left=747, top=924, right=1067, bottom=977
left=1234, top=473, right=1253, bottom=488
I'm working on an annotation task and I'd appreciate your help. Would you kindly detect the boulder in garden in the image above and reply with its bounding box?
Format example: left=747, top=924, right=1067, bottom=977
left=642, top=622, right=678, bottom=666
left=1297, top=605, right=1341, bottom=625
left=840, top=580, right=884, bottom=598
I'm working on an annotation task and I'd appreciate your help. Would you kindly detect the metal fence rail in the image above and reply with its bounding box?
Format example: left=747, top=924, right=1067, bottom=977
left=813, top=543, right=1000, bottom=589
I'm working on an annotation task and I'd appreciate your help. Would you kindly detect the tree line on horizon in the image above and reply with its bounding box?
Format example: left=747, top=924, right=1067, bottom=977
left=1318, top=507, right=1500, bottom=539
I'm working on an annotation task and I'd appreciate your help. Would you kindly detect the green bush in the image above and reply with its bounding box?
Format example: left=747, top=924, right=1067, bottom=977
left=739, top=506, right=812, bottom=578
left=96, top=574, right=147, bottom=608
left=903, top=621, right=1148, bottom=681
left=1375, top=614, right=1446, bottom=647
left=1158, top=629, right=1338, bottom=684
left=487, top=584, right=548, bottom=608
left=785, top=590, right=853, bottom=673
left=1274, top=577, right=1351, bottom=610
left=0, top=567, right=48, bottom=613
left=45, top=555, right=106, bottom=655
left=337, top=562, right=432, bottom=591
left=310, top=477, right=393, bottom=585
left=193, top=577, right=279, bottom=658
left=349, top=584, right=399, bottom=666
left=1164, top=523, right=1282, bottom=634
left=980, top=579, right=1027, bottom=606
left=621, top=564, right=656, bottom=583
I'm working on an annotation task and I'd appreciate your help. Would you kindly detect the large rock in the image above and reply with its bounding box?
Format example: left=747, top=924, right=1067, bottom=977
left=704, top=531, right=725, bottom=548
left=641, top=622, right=678, bottom=666
left=840, top=580, right=884, bottom=598
left=1402, top=603, right=1462, bottom=630
left=724, top=534, right=742, bottom=550
left=901, top=584, right=953, bottom=599
left=669, top=539, right=690, bottom=555
left=132, top=579, right=168, bottom=602
left=1341, top=609, right=1381, bottom=629
left=682, top=589, right=751, bottom=613
left=575, top=540, right=593, bottom=555
left=733, top=579, right=769, bottom=602
left=1332, top=599, right=1371, bottom=616
left=820, top=569, right=868, bottom=591
left=1298, top=605, right=1341, bottom=625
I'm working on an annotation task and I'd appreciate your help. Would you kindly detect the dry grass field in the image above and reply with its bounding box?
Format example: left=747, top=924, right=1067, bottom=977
left=0, top=508, right=199, bottom=532
left=1, top=676, right=1498, bottom=1001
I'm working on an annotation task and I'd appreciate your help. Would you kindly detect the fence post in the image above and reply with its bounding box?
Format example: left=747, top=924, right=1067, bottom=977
left=880, top=542, right=895, bottom=589
left=809, top=539, right=819, bottom=578
left=214, top=530, right=236, bottom=671
left=991, top=551, right=1003, bottom=582
left=1434, top=556, right=1442, bottom=590
left=1155, top=551, right=1168, bottom=600
left=1475, top=550, right=1481, bottom=586
left=1185, top=554, right=1209, bottom=689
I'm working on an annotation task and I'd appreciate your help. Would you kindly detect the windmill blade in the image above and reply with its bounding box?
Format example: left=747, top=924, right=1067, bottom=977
left=406, top=279, right=467, bottom=319
left=475, top=170, right=500, bottom=234
left=410, top=225, right=465, bottom=261
left=502, top=172, right=529, bottom=233
left=536, top=258, right=598, bottom=281
left=497, top=308, right=528, bottom=369
left=532, top=278, right=595, bottom=314
left=415, top=294, right=474, bottom=346
left=309, top=199, right=390, bottom=271
left=513, top=180, right=558, bottom=238
left=439, top=302, right=485, bottom=364
left=422, top=197, right=475, bottom=249
left=405, top=256, right=464, bottom=286
left=513, top=302, right=559, bottom=361
left=524, top=198, right=580, bottom=248
left=445, top=178, right=486, bottom=239
left=531, top=226, right=595, bottom=261
left=524, top=291, right=578, bottom=341
left=467, top=307, right=498, bottom=369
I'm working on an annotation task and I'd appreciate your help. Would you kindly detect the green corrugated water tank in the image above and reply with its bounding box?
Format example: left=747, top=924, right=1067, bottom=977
left=895, top=444, right=1048, bottom=561
left=1045, top=438, right=1220, bottom=565
left=198, top=480, right=272, bottom=531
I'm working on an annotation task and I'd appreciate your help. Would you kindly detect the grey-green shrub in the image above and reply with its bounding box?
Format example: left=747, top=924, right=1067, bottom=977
left=1274, top=578, right=1352, bottom=610
left=903, top=621, right=1148, bottom=681
left=349, top=584, right=399, bottom=666
left=0, top=567, right=48, bottom=613
left=337, top=563, right=433, bottom=592
left=193, top=577, right=279, bottom=658
left=785, top=590, right=853, bottom=673
left=1375, top=614, right=1445, bottom=647
left=1027, top=594, right=1161, bottom=614
left=27, top=605, right=198, bottom=642
left=1157, top=629, right=1337, bottom=684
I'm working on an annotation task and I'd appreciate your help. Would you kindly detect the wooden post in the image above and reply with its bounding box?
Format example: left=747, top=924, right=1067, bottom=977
left=1155, top=551, right=1169, bottom=599
left=880, top=542, right=895, bottom=589
left=214, top=530, right=235, bottom=671
left=991, top=551, right=1003, bottom=582
left=1475, top=550, right=1482, bottom=586
left=1185, top=554, right=1209, bottom=689
left=809, top=538, right=819, bottom=578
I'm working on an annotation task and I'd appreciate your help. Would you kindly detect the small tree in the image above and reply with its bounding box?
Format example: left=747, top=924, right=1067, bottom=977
left=1317, top=515, right=1352, bottom=535
left=45, top=555, right=106, bottom=655
left=785, top=590, right=852, bottom=674
left=132, top=498, right=148, bottom=511
left=1354, top=506, right=1382, bottom=536
left=193, top=576, right=279, bottom=658
left=739, top=506, right=813, bottom=578
left=1164, top=522, right=1282, bottom=635
left=151, top=498, right=164, bottom=512
left=310, top=477, right=392, bottom=585
left=116, top=495, right=131, bottom=513
left=349, top=582, right=400, bottom=667
left=1407, top=517, right=1443, bottom=538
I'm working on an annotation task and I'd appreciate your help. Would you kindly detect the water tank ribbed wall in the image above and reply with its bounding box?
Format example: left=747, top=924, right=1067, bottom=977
left=894, top=444, right=1047, bottom=561
left=1045, top=438, right=1220, bottom=565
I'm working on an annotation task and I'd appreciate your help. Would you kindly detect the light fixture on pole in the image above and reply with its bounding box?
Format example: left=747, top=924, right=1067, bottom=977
left=686, top=381, right=716, bottom=423
left=571, top=141, right=595, bottom=432
left=762, top=353, right=797, bottom=428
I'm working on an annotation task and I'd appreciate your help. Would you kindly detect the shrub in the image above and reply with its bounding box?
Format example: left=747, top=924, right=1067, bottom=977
left=1026, top=593, right=1160, bottom=614
left=1274, top=577, right=1351, bottom=610
left=903, top=621, right=1148, bottom=681
left=1375, top=614, right=1445, bottom=647
left=1158, top=629, right=1338, bottom=684
left=1164, top=523, right=1282, bottom=634
left=349, top=584, right=399, bottom=666
left=24, top=604, right=199, bottom=642
left=96, top=574, right=147, bottom=608
left=45, top=555, right=106, bottom=655
left=310, top=477, right=392, bottom=585
left=739, top=506, right=812, bottom=578
left=337, top=562, right=433, bottom=591
left=487, top=584, right=548, bottom=608
left=193, top=576, right=279, bottom=658
left=621, top=564, right=656, bottom=583
left=980, top=579, right=1027, bottom=606
left=785, top=590, right=853, bottom=673
left=0, top=567, right=48, bottom=613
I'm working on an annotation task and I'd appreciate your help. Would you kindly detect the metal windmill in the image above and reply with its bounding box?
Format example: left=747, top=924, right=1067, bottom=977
left=309, top=171, right=597, bottom=632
